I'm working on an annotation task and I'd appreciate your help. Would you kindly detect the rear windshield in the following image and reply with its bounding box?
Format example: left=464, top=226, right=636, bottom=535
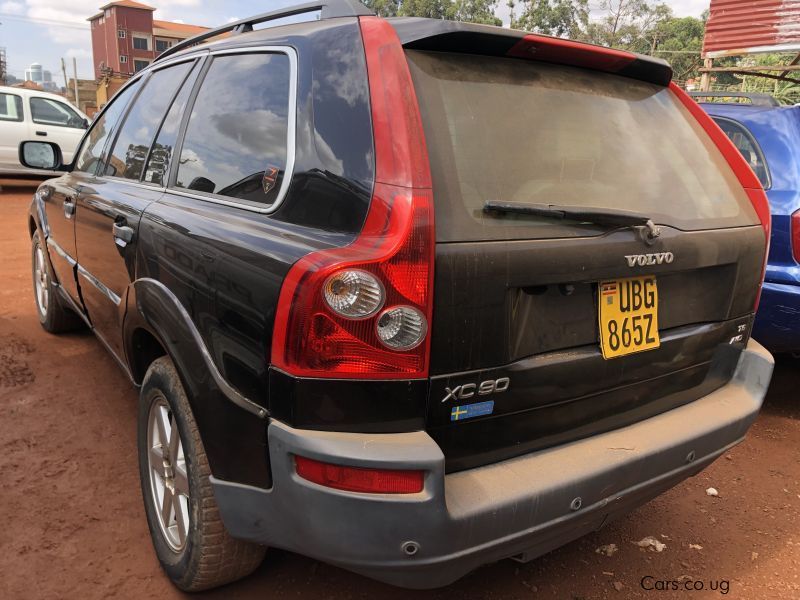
left=406, top=50, right=757, bottom=242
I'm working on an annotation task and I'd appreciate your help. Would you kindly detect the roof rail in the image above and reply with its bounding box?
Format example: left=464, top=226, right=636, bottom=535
left=154, top=0, right=374, bottom=63
left=688, top=91, right=780, bottom=107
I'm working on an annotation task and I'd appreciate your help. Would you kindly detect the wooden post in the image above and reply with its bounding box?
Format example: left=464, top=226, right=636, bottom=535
left=700, top=57, right=713, bottom=91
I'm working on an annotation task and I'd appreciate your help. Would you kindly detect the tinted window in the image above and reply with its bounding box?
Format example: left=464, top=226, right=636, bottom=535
left=156, top=39, right=170, bottom=52
left=713, top=117, right=771, bottom=189
left=134, top=60, right=149, bottom=73
left=407, top=51, right=756, bottom=242
left=30, top=97, right=83, bottom=128
left=133, top=37, right=148, bottom=50
left=175, top=53, right=291, bottom=206
left=0, top=93, right=23, bottom=121
left=143, top=63, right=201, bottom=186
left=75, top=80, right=141, bottom=174
left=105, top=61, right=193, bottom=181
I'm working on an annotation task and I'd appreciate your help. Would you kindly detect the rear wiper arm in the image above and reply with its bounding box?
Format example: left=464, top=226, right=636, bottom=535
left=483, top=201, right=661, bottom=241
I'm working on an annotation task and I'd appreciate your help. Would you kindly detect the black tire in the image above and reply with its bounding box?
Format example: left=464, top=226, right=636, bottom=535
left=137, top=356, right=265, bottom=591
left=31, top=230, right=83, bottom=333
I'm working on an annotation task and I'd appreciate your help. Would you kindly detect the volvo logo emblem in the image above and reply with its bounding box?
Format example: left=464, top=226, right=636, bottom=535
left=625, top=252, right=674, bottom=267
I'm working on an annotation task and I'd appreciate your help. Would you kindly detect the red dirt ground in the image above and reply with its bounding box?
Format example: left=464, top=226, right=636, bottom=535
left=1, top=181, right=799, bottom=599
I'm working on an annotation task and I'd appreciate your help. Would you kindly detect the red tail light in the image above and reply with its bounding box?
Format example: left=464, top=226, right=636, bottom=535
left=295, top=456, right=424, bottom=494
left=792, top=210, right=800, bottom=264
left=271, top=16, right=434, bottom=379
left=669, top=83, right=771, bottom=309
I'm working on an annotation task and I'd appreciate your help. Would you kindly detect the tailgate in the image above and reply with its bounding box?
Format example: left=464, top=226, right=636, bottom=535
left=404, top=45, right=766, bottom=472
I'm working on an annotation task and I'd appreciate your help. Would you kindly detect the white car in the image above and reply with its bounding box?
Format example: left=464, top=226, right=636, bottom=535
left=0, top=85, right=89, bottom=175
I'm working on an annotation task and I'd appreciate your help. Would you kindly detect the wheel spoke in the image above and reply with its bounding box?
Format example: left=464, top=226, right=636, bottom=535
left=174, top=464, right=189, bottom=495
left=155, top=405, right=170, bottom=449
left=168, top=413, right=180, bottom=464
left=160, top=484, right=173, bottom=524
left=149, top=447, right=166, bottom=477
left=174, top=496, right=187, bottom=544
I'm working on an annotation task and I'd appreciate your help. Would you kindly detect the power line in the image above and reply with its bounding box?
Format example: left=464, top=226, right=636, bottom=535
left=0, top=12, right=90, bottom=30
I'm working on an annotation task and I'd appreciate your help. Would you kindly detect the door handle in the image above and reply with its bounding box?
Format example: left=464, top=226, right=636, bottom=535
left=113, top=223, right=135, bottom=248
left=63, top=197, right=76, bottom=219
left=35, top=131, right=47, bottom=137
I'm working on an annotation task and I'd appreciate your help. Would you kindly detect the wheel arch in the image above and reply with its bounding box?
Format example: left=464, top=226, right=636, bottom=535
left=124, top=278, right=272, bottom=488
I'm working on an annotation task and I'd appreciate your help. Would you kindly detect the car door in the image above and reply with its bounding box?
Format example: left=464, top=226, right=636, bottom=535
left=74, top=59, right=200, bottom=360
left=40, top=81, right=142, bottom=307
left=28, top=96, right=88, bottom=164
left=0, top=91, right=25, bottom=169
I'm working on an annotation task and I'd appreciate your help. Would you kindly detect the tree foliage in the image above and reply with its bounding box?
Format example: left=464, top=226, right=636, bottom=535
left=363, top=0, right=500, bottom=24
left=510, top=0, right=588, bottom=38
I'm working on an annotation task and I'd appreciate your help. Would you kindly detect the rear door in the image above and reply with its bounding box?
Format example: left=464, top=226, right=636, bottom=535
left=28, top=96, right=88, bottom=163
left=406, top=50, right=766, bottom=471
left=74, top=58, right=200, bottom=360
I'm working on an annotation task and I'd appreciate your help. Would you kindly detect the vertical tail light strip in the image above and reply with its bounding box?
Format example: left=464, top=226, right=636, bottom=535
left=270, top=16, right=434, bottom=379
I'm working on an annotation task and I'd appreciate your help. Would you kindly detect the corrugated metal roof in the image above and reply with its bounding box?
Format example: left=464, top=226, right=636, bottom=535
left=702, top=0, right=800, bottom=57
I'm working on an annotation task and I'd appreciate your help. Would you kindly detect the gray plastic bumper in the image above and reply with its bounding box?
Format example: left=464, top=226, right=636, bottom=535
left=211, top=339, right=773, bottom=589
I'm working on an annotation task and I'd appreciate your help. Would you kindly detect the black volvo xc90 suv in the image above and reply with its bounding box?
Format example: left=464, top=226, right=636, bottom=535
left=22, top=0, right=775, bottom=591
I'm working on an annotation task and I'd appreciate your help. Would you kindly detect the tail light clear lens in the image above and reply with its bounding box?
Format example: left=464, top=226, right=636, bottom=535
left=323, top=269, right=385, bottom=319
left=376, top=305, right=427, bottom=350
left=270, top=17, right=434, bottom=379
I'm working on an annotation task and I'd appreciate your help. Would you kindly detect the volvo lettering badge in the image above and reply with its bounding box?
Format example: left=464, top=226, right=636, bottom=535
left=625, top=252, right=674, bottom=267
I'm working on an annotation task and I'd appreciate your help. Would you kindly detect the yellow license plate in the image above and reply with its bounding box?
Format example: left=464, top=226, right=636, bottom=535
left=598, top=276, right=660, bottom=359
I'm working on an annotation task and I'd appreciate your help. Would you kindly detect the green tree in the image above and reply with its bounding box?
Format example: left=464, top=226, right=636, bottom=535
left=511, top=0, right=588, bottom=37
left=582, top=0, right=672, bottom=50
left=362, top=0, right=403, bottom=17
left=399, top=0, right=451, bottom=19
left=648, top=16, right=705, bottom=81
left=448, top=0, right=502, bottom=25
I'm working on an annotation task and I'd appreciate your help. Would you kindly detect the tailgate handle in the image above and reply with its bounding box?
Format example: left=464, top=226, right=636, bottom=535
left=113, top=223, right=135, bottom=248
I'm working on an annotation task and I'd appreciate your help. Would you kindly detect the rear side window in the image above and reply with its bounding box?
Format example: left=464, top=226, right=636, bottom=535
left=0, top=93, right=23, bottom=121
left=712, top=117, right=771, bottom=189
left=30, top=97, right=83, bottom=128
left=175, top=52, right=292, bottom=207
left=75, top=80, right=141, bottom=173
left=105, top=61, right=194, bottom=181
left=406, top=51, right=757, bottom=242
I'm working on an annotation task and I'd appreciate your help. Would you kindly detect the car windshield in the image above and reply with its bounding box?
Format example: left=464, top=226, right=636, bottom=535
left=406, top=50, right=757, bottom=242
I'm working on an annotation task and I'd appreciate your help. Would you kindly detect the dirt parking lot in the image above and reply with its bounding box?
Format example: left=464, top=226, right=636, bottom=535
left=1, top=180, right=799, bottom=599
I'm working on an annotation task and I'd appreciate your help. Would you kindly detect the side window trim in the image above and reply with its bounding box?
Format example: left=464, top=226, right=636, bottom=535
left=96, top=72, right=154, bottom=178
left=72, top=76, right=144, bottom=174
left=139, top=55, right=209, bottom=187
left=166, top=46, right=299, bottom=215
left=96, top=57, right=203, bottom=186
left=712, top=115, right=772, bottom=190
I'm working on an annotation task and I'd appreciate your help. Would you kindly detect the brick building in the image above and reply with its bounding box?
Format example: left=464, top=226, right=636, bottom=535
left=88, top=0, right=208, bottom=79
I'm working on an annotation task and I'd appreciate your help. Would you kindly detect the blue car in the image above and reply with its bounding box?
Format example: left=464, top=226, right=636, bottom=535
left=695, top=92, right=800, bottom=354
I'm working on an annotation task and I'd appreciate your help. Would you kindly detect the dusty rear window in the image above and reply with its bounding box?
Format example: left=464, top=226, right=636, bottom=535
left=406, top=50, right=757, bottom=242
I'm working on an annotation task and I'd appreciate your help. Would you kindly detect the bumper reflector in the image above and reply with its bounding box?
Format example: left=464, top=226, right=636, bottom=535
left=294, top=455, right=424, bottom=494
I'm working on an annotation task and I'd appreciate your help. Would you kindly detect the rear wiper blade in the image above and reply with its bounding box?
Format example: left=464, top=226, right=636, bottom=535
left=483, top=201, right=661, bottom=240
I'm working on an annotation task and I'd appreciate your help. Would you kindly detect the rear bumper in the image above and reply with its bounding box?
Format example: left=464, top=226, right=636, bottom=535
left=754, top=281, right=800, bottom=353
left=211, top=339, right=773, bottom=589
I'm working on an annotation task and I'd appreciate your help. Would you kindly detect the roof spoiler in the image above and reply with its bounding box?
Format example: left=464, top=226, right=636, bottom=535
left=391, top=18, right=673, bottom=87
left=154, top=0, right=374, bottom=63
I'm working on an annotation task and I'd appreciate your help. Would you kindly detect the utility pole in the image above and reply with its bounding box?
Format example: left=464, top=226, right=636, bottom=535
left=61, top=57, right=68, bottom=91
left=72, top=57, right=80, bottom=108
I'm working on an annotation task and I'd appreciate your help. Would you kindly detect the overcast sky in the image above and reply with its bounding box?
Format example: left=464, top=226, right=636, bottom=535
left=0, top=0, right=711, bottom=82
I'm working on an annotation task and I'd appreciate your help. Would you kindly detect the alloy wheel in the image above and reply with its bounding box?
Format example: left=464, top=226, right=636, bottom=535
left=147, top=397, right=190, bottom=552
